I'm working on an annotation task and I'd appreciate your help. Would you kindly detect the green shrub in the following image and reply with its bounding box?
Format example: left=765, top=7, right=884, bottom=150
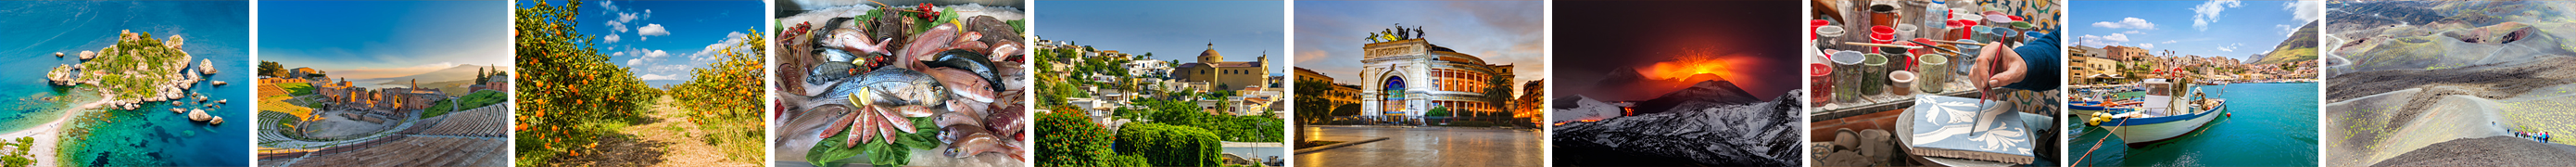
left=1113, top=122, right=1222, bottom=167
left=1104, top=154, right=1152, bottom=167
left=1038, top=108, right=1111, bottom=167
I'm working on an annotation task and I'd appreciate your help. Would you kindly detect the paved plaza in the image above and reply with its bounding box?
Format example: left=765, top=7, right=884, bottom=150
left=1296, top=125, right=1543, bottom=166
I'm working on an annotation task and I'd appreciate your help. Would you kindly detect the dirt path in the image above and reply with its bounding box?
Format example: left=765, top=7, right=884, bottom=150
left=620, top=96, right=759, bottom=167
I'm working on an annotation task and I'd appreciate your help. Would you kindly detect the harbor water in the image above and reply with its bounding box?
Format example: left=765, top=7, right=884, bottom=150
left=2070, top=83, right=2318, bottom=166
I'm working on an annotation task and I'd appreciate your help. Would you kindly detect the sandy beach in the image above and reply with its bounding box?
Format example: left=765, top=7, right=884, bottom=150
left=0, top=97, right=107, bottom=167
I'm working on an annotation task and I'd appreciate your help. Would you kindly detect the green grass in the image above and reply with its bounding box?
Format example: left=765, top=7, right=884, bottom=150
left=277, top=82, right=314, bottom=96
left=422, top=90, right=505, bottom=119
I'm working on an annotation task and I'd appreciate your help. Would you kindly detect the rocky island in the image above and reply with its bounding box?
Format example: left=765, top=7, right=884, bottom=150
left=43, top=30, right=223, bottom=124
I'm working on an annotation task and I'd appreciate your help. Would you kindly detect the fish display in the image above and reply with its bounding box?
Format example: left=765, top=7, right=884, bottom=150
left=775, top=3, right=1028, bottom=166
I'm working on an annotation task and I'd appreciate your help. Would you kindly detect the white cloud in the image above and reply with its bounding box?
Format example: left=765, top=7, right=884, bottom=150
left=2192, top=0, right=2243, bottom=31
left=617, top=12, right=638, bottom=22
left=604, top=34, right=621, bottom=43
left=2216, top=43, right=2242, bottom=52
left=638, top=73, right=680, bottom=81
left=2140, top=44, right=2156, bottom=49
left=608, top=20, right=629, bottom=32
left=2123, top=31, right=2143, bottom=34
left=2286, top=1, right=2322, bottom=24
left=627, top=58, right=643, bottom=66
left=2161, top=40, right=2178, bottom=44
left=2077, top=33, right=2133, bottom=46
left=643, top=49, right=669, bottom=59
left=2091, top=18, right=2158, bottom=30
left=638, top=24, right=669, bottom=41
left=685, top=32, right=753, bottom=64
left=598, top=0, right=619, bottom=14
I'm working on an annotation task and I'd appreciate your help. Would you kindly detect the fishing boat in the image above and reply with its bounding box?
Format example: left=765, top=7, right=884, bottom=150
left=2089, top=78, right=2227, bottom=145
left=2068, top=89, right=2139, bottom=117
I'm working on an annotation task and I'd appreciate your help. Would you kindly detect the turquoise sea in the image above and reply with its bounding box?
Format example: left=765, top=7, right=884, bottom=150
left=2071, top=83, right=2318, bottom=166
left=0, top=1, right=250, bottom=166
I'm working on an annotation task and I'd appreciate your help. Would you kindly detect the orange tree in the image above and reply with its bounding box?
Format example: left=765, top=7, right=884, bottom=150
left=668, top=29, right=766, bottom=162
left=514, top=0, right=654, bottom=165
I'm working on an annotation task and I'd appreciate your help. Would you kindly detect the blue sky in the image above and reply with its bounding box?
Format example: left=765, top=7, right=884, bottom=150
left=1036, top=0, right=1285, bottom=72
left=260, top=1, right=509, bottom=79
left=1295, top=1, right=1545, bottom=86
left=558, top=0, right=764, bottom=86
left=2071, top=0, right=2320, bottom=59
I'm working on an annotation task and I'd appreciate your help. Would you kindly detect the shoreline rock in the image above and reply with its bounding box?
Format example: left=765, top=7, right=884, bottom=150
left=187, top=109, right=208, bottom=122
left=197, top=58, right=214, bottom=75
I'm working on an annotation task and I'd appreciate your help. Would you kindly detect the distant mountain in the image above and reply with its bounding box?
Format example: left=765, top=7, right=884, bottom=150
left=1549, top=96, right=1622, bottom=123
left=2255, top=21, right=2321, bottom=64
left=370, top=64, right=499, bottom=86
left=1629, top=80, right=1762, bottom=115
left=1553, top=90, right=1803, bottom=166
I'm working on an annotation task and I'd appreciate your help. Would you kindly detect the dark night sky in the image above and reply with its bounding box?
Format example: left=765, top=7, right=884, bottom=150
left=1556, top=0, right=1804, bottom=100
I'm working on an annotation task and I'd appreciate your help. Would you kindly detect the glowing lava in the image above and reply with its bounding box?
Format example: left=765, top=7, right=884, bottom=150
left=1636, top=47, right=1740, bottom=82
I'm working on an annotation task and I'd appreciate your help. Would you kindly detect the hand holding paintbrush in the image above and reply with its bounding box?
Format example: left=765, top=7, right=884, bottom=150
left=1971, top=41, right=2029, bottom=104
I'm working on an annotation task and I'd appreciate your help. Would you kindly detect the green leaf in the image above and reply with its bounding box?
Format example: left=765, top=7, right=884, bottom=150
left=807, top=131, right=866, bottom=167
left=869, top=141, right=911, bottom=167
left=1007, top=19, right=1026, bottom=34
left=903, top=117, right=941, bottom=149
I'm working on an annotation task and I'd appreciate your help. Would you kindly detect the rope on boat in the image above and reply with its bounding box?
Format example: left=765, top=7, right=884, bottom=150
left=2073, top=118, right=2128, bottom=166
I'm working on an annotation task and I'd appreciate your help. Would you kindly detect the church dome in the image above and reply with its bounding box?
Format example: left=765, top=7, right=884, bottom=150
left=1198, top=43, right=1223, bottom=63
left=1199, top=44, right=1222, bottom=57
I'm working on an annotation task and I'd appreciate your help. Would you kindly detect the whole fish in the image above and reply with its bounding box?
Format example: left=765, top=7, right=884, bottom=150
left=804, top=61, right=857, bottom=86
left=812, top=104, right=856, bottom=138
left=941, top=126, right=1022, bottom=160
left=924, top=67, right=996, bottom=103
left=902, top=24, right=961, bottom=63
left=824, top=28, right=892, bottom=56
left=797, top=67, right=949, bottom=110
left=964, top=16, right=1022, bottom=45
left=950, top=32, right=991, bottom=56
left=937, top=111, right=982, bottom=128
left=923, top=49, right=1002, bottom=90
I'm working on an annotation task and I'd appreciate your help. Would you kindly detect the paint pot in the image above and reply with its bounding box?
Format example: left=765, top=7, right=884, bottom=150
left=1862, top=54, right=1889, bottom=96
left=1817, top=26, right=1846, bottom=45
left=2025, top=31, right=2047, bottom=43
left=1953, top=39, right=1983, bottom=73
left=1986, top=14, right=2013, bottom=24
left=1812, top=63, right=1835, bottom=105
left=1925, top=5, right=1948, bottom=26
left=2010, top=21, right=2036, bottom=31
left=1812, top=19, right=1832, bottom=40
left=1831, top=50, right=1867, bottom=102
left=1890, top=71, right=1916, bottom=96
left=1971, top=25, right=1998, bottom=43
left=1895, top=24, right=1919, bottom=43
left=1917, top=53, right=1951, bottom=93
left=1870, top=4, right=1900, bottom=30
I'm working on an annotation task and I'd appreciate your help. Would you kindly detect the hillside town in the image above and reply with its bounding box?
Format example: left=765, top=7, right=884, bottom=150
left=1032, top=35, right=1289, bottom=166
left=2070, top=45, right=2319, bottom=84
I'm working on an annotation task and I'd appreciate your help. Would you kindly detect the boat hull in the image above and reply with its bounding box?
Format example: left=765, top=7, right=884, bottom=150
left=2102, top=103, right=2226, bottom=145
left=2069, top=101, right=2134, bottom=117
